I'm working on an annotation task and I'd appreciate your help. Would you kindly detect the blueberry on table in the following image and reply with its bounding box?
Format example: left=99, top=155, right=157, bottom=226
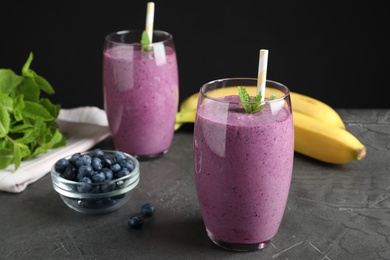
left=128, top=215, right=144, bottom=229
left=141, top=203, right=156, bottom=218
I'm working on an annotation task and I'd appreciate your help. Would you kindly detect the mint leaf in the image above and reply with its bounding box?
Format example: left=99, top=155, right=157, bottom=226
left=13, top=95, right=25, bottom=121
left=39, top=98, right=60, bottom=118
left=0, top=93, right=14, bottom=113
left=15, top=77, right=40, bottom=101
left=29, top=128, right=63, bottom=158
left=35, top=73, right=55, bottom=94
left=21, top=52, right=34, bottom=77
left=237, top=86, right=252, bottom=113
left=0, top=105, right=10, bottom=138
left=22, top=101, right=54, bottom=121
left=0, top=69, right=23, bottom=94
left=237, top=86, right=275, bottom=114
left=141, top=30, right=151, bottom=51
left=13, top=141, right=22, bottom=170
left=0, top=52, right=67, bottom=171
left=0, top=149, right=13, bottom=169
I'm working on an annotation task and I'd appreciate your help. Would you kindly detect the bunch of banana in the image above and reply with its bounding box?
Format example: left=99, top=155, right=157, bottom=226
left=175, top=87, right=367, bottom=164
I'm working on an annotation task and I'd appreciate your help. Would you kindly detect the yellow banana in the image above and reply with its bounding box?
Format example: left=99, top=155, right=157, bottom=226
left=175, top=110, right=366, bottom=164
left=290, top=92, right=345, bottom=129
left=176, top=87, right=345, bottom=130
left=175, top=110, right=196, bottom=131
left=293, top=112, right=366, bottom=164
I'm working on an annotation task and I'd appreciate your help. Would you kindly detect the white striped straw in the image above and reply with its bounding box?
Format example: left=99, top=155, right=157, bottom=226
left=145, top=2, right=155, bottom=42
left=257, top=49, right=269, bottom=102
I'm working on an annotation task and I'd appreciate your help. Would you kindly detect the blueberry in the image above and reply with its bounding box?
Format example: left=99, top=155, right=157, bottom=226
left=69, top=153, right=81, bottom=165
left=119, top=158, right=134, bottom=171
left=141, top=203, right=156, bottom=218
left=92, top=148, right=105, bottom=158
left=77, top=177, right=92, bottom=193
left=61, top=164, right=77, bottom=181
left=79, top=198, right=115, bottom=208
left=91, top=157, right=103, bottom=170
left=92, top=172, right=106, bottom=183
left=88, top=185, right=101, bottom=194
left=76, top=165, right=93, bottom=181
left=78, top=164, right=94, bottom=177
left=100, top=157, right=113, bottom=167
left=100, top=182, right=116, bottom=193
left=96, top=198, right=117, bottom=207
left=114, top=151, right=127, bottom=161
left=76, top=154, right=92, bottom=167
left=116, top=168, right=130, bottom=178
left=128, top=215, right=144, bottom=229
left=110, top=163, right=121, bottom=172
left=54, top=158, right=69, bottom=173
left=101, top=167, right=113, bottom=180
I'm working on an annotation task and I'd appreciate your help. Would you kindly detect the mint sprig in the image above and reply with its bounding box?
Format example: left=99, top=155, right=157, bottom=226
left=141, top=30, right=151, bottom=51
left=0, top=52, right=67, bottom=171
left=237, top=86, right=276, bottom=113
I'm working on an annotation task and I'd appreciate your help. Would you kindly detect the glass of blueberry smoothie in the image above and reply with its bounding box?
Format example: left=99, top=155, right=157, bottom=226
left=193, top=78, right=294, bottom=251
left=103, top=30, right=179, bottom=159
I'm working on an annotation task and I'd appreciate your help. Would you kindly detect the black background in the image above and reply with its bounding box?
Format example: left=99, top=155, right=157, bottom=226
left=0, top=1, right=388, bottom=109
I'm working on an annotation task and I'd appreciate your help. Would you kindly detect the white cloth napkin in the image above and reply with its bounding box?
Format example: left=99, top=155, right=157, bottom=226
left=0, top=106, right=110, bottom=193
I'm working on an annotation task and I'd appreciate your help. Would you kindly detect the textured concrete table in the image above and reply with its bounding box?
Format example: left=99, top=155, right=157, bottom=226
left=0, top=109, right=389, bottom=260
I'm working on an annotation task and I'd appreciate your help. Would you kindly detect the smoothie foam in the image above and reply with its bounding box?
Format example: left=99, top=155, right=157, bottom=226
left=194, top=95, right=294, bottom=244
left=103, top=45, right=178, bottom=156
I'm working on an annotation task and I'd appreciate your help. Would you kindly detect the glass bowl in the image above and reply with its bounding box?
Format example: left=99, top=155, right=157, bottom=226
left=50, top=149, right=140, bottom=214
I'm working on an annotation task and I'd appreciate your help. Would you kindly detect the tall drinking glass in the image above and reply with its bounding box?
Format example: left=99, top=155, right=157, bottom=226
left=193, top=78, right=294, bottom=251
left=103, top=30, right=178, bottom=159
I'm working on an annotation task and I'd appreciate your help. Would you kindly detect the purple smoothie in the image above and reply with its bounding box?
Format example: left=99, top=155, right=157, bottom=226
left=103, top=45, right=178, bottom=156
left=194, top=95, right=294, bottom=246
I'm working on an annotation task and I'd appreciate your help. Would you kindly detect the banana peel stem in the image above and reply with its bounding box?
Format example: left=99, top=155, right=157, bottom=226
left=357, top=147, right=367, bottom=160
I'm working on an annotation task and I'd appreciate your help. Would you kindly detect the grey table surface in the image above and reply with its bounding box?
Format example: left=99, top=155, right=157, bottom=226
left=0, top=109, right=389, bottom=260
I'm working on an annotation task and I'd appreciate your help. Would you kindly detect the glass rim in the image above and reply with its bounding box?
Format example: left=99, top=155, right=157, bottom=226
left=105, top=29, right=173, bottom=45
left=200, top=78, right=290, bottom=105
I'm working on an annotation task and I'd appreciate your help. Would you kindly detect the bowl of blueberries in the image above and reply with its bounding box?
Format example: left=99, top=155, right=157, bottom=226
left=51, top=149, right=140, bottom=214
